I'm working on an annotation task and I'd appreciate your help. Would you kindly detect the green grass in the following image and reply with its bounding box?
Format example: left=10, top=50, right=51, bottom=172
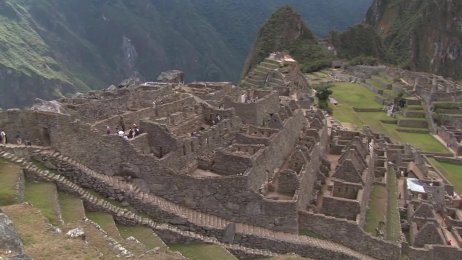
left=330, top=83, right=448, bottom=153
left=365, top=184, right=387, bottom=235
left=169, top=244, right=237, bottom=260
left=86, top=211, right=121, bottom=240
left=58, top=192, right=85, bottom=224
left=300, top=229, right=324, bottom=239
left=386, top=168, right=401, bottom=242
left=0, top=159, right=20, bottom=206
left=25, top=181, right=61, bottom=226
left=429, top=159, right=462, bottom=194
left=117, top=225, right=165, bottom=249
left=331, top=82, right=383, bottom=109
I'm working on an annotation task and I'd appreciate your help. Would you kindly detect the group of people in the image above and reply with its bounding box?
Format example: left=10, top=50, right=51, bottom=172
left=239, top=92, right=259, bottom=104
left=0, top=130, right=29, bottom=145
left=106, top=124, right=141, bottom=140
left=211, top=114, right=222, bottom=125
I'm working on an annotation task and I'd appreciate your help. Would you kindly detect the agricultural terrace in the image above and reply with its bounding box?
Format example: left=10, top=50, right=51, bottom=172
left=329, top=83, right=448, bottom=153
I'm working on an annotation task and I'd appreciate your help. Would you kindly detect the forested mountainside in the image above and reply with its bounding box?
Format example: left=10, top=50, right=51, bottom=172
left=366, top=0, right=462, bottom=79
left=0, top=0, right=372, bottom=108
left=241, top=6, right=333, bottom=79
left=332, top=0, right=462, bottom=79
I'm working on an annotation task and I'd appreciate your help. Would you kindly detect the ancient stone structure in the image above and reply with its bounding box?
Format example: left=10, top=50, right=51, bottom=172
left=1, top=54, right=462, bottom=259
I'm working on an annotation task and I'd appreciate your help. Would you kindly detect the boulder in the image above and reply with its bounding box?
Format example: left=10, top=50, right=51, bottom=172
left=0, top=211, right=26, bottom=257
left=157, top=70, right=184, bottom=83
left=65, top=227, right=85, bottom=239
left=30, top=99, right=69, bottom=115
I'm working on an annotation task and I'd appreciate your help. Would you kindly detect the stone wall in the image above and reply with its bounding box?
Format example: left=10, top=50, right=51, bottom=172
left=397, top=119, right=428, bottom=128
left=408, top=245, right=462, bottom=260
left=224, top=91, right=279, bottom=125
left=298, top=211, right=401, bottom=260
left=321, top=196, right=360, bottom=220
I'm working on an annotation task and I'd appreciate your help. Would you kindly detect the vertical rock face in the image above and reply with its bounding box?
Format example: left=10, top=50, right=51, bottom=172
left=0, top=210, right=27, bottom=258
left=365, top=0, right=462, bottom=79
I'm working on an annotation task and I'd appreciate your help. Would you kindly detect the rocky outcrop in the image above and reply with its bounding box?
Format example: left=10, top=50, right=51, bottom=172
left=0, top=209, right=29, bottom=259
left=157, top=70, right=185, bottom=83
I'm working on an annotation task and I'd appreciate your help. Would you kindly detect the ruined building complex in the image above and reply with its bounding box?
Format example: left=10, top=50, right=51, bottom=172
left=1, top=54, right=462, bottom=259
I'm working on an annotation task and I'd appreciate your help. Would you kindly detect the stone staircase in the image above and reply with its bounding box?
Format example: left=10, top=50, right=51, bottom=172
left=0, top=145, right=375, bottom=259
left=0, top=148, right=277, bottom=259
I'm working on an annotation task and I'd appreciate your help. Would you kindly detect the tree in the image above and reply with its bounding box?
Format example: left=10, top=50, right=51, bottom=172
left=315, top=86, right=333, bottom=113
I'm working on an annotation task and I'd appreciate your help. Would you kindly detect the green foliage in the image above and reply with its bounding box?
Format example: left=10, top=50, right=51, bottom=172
left=331, top=24, right=385, bottom=61
left=364, top=0, right=462, bottom=79
left=315, top=85, right=333, bottom=113
left=242, top=6, right=334, bottom=78
left=0, top=0, right=373, bottom=108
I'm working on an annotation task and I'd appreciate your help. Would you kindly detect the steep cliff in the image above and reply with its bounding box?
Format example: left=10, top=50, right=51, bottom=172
left=365, top=0, right=462, bottom=79
left=241, top=6, right=333, bottom=80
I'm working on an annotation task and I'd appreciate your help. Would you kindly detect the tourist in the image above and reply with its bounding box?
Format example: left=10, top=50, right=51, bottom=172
left=0, top=129, right=3, bottom=144
left=134, top=126, right=141, bottom=137
left=15, top=131, right=22, bottom=145
left=0, top=129, right=6, bottom=144
left=106, top=126, right=112, bottom=135
left=128, top=127, right=134, bottom=139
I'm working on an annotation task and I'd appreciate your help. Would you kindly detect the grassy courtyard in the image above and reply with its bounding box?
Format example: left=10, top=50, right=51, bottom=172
left=330, top=83, right=448, bottom=153
left=429, top=159, right=462, bottom=194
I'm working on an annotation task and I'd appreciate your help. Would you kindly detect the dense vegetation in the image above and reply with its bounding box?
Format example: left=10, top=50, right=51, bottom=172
left=241, top=6, right=334, bottom=78
left=366, top=0, right=462, bottom=79
left=0, top=0, right=372, bottom=108
left=329, top=24, right=385, bottom=65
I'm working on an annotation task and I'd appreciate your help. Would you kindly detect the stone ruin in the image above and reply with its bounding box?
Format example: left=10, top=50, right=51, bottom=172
left=1, top=55, right=462, bottom=259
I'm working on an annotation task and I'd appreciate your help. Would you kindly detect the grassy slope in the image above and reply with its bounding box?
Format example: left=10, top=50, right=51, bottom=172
left=170, top=244, right=237, bottom=260
left=386, top=168, right=401, bottom=242
left=2, top=204, right=124, bottom=259
left=86, top=211, right=122, bottom=240
left=0, top=159, right=20, bottom=206
left=330, top=83, right=448, bottom=153
left=0, top=1, right=69, bottom=81
left=429, top=159, right=462, bottom=195
left=365, top=184, right=386, bottom=235
left=117, top=225, right=166, bottom=250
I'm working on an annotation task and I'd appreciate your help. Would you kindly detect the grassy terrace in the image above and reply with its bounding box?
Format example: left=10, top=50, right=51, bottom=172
left=58, top=192, right=85, bottom=224
left=386, top=168, right=401, bottom=242
left=25, top=181, right=61, bottom=226
left=330, top=83, right=448, bottom=153
left=86, top=211, right=121, bottom=239
left=365, top=184, right=387, bottom=235
left=117, top=225, right=166, bottom=249
left=170, top=244, right=237, bottom=260
left=0, top=159, right=20, bottom=206
left=429, top=159, right=462, bottom=194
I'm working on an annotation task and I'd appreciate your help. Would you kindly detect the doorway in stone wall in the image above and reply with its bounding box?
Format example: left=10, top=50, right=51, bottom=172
left=41, top=127, right=51, bottom=146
